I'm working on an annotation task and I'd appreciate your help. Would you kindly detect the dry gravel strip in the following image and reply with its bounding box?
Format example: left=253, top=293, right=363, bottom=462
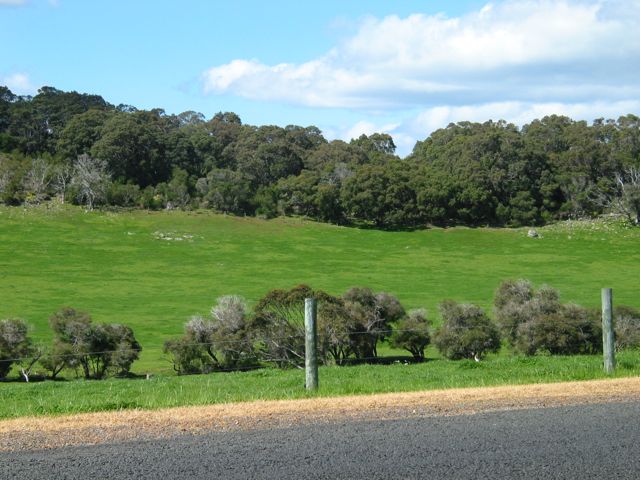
left=2, top=376, right=640, bottom=452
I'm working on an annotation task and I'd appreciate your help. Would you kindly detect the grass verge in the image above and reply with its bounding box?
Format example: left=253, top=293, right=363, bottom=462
left=2, top=351, right=639, bottom=420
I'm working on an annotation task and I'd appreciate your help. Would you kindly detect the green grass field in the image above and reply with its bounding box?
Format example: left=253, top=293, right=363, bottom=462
left=1, top=204, right=639, bottom=372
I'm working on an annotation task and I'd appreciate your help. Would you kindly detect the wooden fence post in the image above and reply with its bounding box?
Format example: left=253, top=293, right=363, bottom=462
left=305, top=297, right=319, bottom=390
left=601, top=288, right=616, bottom=374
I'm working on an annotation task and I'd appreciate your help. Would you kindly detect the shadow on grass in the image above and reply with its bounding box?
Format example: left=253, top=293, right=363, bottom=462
left=0, top=374, right=59, bottom=383
left=339, top=355, right=428, bottom=366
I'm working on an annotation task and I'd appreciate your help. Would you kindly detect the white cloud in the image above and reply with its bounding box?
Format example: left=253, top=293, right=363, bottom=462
left=407, top=100, right=640, bottom=139
left=2, top=73, right=37, bottom=95
left=327, top=99, right=640, bottom=158
left=341, top=120, right=400, bottom=142
left=326, top=119, right=418, bottom=158
left=0, top=0, right=60, bottom=7
left=203, top=0, right=640, bottom=109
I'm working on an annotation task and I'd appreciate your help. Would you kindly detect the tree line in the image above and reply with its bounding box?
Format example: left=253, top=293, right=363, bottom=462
left=1, top=85, right=639, bottom=228
left=2, top=280, right=639, bottom=381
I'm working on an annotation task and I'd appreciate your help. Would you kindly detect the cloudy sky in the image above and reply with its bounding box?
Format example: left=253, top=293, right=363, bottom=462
left=2, top=0, right=639, bottom=155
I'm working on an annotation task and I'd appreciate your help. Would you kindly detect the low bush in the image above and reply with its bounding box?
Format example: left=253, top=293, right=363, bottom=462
left=434, top=300, right=501, bottom=360
left=163, top=336, right=212, bottom=375
left=250, top=285, right=347, bottom=368
left=0, top=318, right=38, bottom=380
left=390, top=309, right=431, bottom=360
left=342, top=287, right=405, bottom=360
left=165, top=295, right=256, bottom=374
left=514, top=304, right=601, bottom=355
left=48, top=307, right=142, bottom=379
left=494, top=279, right=559, bottom=346
left=614, top=306, right=640, bottom=351
left=165, top=286, right=410, bottom=371
left=495, top=279, right=601, bottom=356
left=318, top=298, right=357, bottom=366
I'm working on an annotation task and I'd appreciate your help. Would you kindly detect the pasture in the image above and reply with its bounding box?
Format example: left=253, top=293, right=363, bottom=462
left=1, top=204, right=639, bottom=373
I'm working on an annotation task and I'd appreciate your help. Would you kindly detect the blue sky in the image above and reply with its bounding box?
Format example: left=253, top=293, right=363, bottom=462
left=1, top=0, right=639, bottom=156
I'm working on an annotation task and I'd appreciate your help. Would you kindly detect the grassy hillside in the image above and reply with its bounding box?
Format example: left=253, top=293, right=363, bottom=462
left=1, top=204, right=639, bottom=372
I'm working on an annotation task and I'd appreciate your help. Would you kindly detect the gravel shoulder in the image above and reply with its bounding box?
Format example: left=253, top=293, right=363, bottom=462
left=2, top=377, right=640, bottom=452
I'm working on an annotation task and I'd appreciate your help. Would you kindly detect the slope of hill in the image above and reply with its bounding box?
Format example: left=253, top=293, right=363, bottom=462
left=1, top=204, right=638, bottom=371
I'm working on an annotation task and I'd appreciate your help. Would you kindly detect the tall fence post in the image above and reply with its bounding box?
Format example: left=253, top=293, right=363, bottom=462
left=305, top=297, right=319, bottom=390
left=601, top=288, right=616, bottom=374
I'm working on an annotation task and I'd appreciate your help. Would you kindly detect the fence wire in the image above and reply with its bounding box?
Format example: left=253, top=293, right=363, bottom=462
left=0, top=327, right=443, bottom=365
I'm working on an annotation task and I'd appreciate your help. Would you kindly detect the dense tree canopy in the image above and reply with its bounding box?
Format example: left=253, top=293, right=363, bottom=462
left=1, top=85, right=639, bottom=229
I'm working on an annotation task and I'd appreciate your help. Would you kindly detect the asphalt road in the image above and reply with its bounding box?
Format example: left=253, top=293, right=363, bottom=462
left=2, top=401, right=639, bottom=479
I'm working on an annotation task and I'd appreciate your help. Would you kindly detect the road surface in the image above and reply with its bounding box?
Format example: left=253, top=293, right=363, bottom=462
left=1, top=400, right=639, bottom=479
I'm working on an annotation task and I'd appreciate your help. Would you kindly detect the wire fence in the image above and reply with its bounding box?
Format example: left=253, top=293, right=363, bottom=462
left=1, top=328, right=441, bottom=366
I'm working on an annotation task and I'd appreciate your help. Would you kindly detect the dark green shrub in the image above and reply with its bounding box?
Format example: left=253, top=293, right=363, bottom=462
left=140, top=185, right=162, bottom=209
left=0, top=318, right=36, bottom=379
left=107, top=182, right=140, bottom=207
left=163, top=336, right=212, bottom=375
left=107, top=323, right=143, bottom=376
left=39, top=343, right=73, bottom=379
left=434, top=300, right=501, bottom=360
left=495, top=279, right=601, bottom=355
left=515, top=304, right=601, bottom=355
left=390, top=309, right=431, bottom=360
left=49, top=307, right=141, bottom=379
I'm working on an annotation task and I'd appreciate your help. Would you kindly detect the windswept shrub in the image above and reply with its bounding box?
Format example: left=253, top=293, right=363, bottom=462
left=209, top=295, right=256, bottom=368
left=0, top=318, right=37, bottom=380
left=614, top=306, right=640, bottom=351
left=434, top=300, right=500, bottom=361
left=164, top=336, right=212, bottom=375
left=39, top=343, right=73, bottom=379
left=183, top=315, right=218, bottom=364
left=494, top=279, right=560, bottom=345
left=251, top=285, right=342, bottom=368
left=390, top=309, right=431, bottom=360
left=107, top=182, right=140, bottom=207
left=107, top=323, right=143, bottom=375
left=342, top=287, right=405, bottom=360
left=495, top=279, right=601, bottom=355
left=515, top=304, right=601, bottom=355
left=317, top=298, right=357, bottom=366
left=49, top=307, right=141, bottom=379
left=164, top=295, right=256, bottom=374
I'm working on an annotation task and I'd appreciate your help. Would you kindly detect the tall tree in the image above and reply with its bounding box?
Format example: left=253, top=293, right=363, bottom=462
left=56, top=109, right=113, bottom=160
left=91, top=110, right=170, bottom=186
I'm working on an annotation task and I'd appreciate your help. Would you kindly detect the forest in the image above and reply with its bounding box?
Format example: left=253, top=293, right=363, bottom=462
left=1, top=85, right=639, bottom=228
